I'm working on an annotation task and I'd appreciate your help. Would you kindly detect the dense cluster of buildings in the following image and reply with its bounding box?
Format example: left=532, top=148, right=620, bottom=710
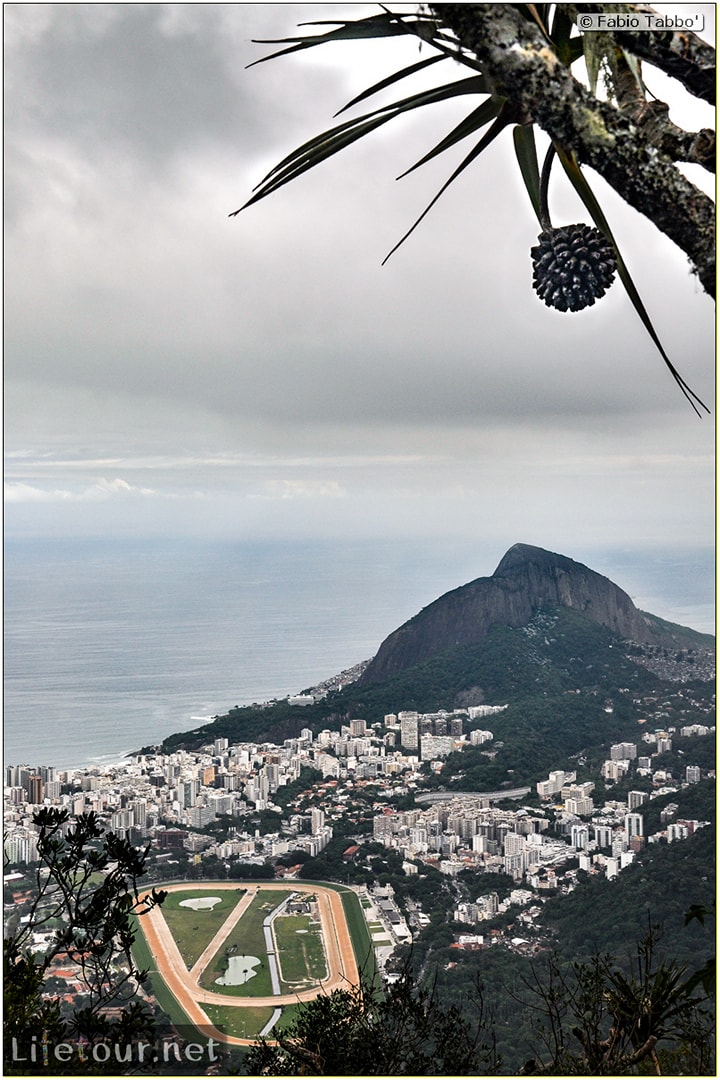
left=4, top=699, right=713, bottom=953
left=3, top=706, right=505, bottom=868
left=372, top=748, right=710, bottom=898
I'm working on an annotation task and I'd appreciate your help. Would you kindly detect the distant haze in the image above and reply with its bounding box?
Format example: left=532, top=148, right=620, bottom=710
left=4, top=6, right=715, bottom=616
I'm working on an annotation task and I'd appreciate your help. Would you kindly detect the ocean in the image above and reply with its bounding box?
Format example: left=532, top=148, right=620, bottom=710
left=4, top=537, right=714, bottom=772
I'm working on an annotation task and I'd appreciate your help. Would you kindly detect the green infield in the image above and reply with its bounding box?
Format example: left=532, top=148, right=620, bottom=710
left=199, top=890, right=293, bottom=997
left=159, top=888, right=247, bottom=969
left=274, top=912, right=327, bottom=987
left=203, top=1003, right=277, bottom=1041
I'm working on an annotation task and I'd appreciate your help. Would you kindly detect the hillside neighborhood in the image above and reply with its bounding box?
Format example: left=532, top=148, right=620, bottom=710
left=5, top=671, right=714, bottom=997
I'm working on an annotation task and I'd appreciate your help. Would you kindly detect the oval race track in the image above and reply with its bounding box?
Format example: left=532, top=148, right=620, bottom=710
left=137, top=882, right=360, bottom=1046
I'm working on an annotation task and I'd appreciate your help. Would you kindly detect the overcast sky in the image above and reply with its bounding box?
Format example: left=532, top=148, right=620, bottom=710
left=4, top=4, right=715, bottom=575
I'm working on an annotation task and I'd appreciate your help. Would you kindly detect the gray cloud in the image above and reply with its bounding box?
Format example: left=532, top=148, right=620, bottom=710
left=4, top=3, right=715, bottom=577
left=3, top=4, right=329, bottom=195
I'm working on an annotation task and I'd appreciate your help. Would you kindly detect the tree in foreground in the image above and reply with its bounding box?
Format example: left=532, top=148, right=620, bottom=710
left=4, top=808, right=166, bottom=1075
left=514, top=922, right=714, bottom=1075
left=245, top=965, right=498, bottom=1075
left=245, top=923, right=713, bottom=1076
left=234, top=4, right=714, bottom=413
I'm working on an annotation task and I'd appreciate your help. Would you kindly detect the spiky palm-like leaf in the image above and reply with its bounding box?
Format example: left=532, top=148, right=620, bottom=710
left=554, top=143, right=709, bottom=415
left=234, top=6, right=710, bottom=414
left=233, top=74, right=494, bottom=214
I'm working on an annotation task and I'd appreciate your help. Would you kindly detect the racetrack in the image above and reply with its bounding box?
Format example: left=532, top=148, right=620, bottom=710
left=138, top=882, right=360, bottom=1046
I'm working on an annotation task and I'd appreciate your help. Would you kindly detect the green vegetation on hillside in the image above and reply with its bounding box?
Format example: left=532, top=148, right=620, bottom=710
left=156, top=606, right=701, bottom=764
left=543, top=788, right=716, bottom=965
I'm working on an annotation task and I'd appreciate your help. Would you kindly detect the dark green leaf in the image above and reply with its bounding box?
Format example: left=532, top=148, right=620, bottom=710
left=247, top=13, right=412, bottom=67
left=241, top=115, right=402, bottom=207
left=682, top=957, right=715, bottom=998
left=566, top=37, right=586, bottom=66
left=336, top=55, right=446, bottom=116
left=382, top=109, right=514, bottom=265
left=398, top=96, right=504, bottom=179
left=554, top=143, right=709, bottom=415
left=619, top=46, right=646, bottom=97
left=583, top=32, right=606, bottom=96
left=549, top=6, right=577, bottom=66
left=232, top=76, right=488, bottom=214
left=684, top=903, right=710, bottom=927
left=513, top=124, right=542, bottom=226
left=267, top=74, right=487, bottom=182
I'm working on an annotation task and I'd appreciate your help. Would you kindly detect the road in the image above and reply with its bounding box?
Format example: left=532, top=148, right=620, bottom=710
left=137, top=881, right=360, bottom=1047
left=415, top=786, right=531, bottom=803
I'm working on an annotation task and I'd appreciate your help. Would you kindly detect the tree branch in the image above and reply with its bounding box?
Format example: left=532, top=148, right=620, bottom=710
left=430, top=4, right=715, bottom=297
left=587, top=3, right=716, bottom=104
left=606, top=41, right=714, bottom=172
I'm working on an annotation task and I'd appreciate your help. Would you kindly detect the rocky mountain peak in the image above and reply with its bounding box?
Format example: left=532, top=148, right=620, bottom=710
left=493, top=542, right=577, bottom=577
left=359, top=544, right=703, bottom=686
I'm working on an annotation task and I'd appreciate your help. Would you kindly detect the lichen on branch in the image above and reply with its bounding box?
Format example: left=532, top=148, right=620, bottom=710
left=431, top=3, right=715, bottom=297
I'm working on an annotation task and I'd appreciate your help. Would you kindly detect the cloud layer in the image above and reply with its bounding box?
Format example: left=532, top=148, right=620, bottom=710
left=4, top=3, right=715, bottom=567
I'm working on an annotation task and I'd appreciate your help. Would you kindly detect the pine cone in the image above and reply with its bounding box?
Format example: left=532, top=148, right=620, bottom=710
left=531, top=224, right=616, bottom=312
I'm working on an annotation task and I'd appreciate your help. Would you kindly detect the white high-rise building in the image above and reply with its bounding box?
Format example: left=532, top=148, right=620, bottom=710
left=4, top=829, right=39, bottom=864
left=504, top=832, right=527, bottom=855
left=537, top=770, right=574, bottom=799
left=594, top=825, right=613, bottom=849
left=187, top=805, right=215, bottom=828
left=420, top=735, right=454, bottom=760
left=111, top=809, right=134, bottom=830
left=611, top=742, right=637, bottom=761
left=565, top=796, right=594, bottom=815
left=627, top=791, right=647, bottom=809
left=625, top=812, right=644, bottom=842
left=399, top=713, right=419, bottom=750
left=177, top=779, right=200, bottom=808
left=605, top=857, right=620, bottom=879
left=571, top=824, right=589, bottom=850
left=602, top=760, right=629, bottom=781
left=209, top=793, right=234, bottom=816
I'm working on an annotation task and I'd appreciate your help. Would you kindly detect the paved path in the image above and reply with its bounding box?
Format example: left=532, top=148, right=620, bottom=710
left=415, top=786, right=531, bottom=804
left=189, top=888, right=257, bottom=982
left=263, top=899, right=284, bottom=995
left=138, top=882, right=359, bottom=1047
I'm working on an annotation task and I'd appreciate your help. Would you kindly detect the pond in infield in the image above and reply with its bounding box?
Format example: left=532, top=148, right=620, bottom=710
left=215, top=954, right=262, bottom=986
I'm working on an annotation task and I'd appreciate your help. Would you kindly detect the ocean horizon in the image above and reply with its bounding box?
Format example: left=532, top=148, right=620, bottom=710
left=4, top=536, right=714, bottom=772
